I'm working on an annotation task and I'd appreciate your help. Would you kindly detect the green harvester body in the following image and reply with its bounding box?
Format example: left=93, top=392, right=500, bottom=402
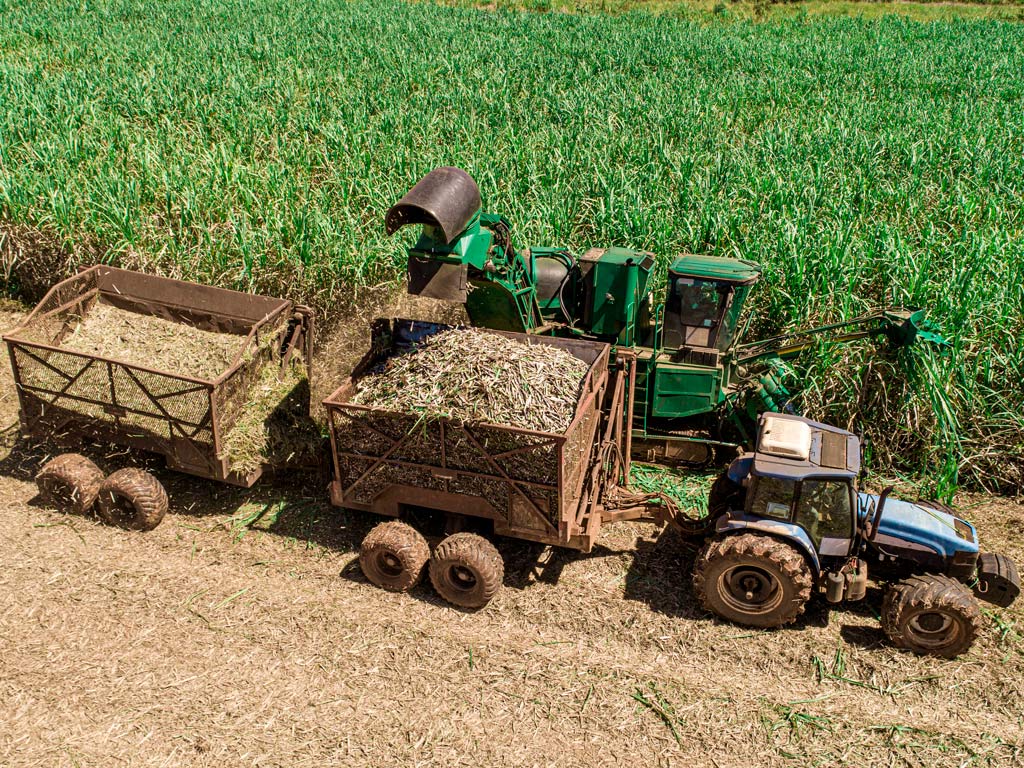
left=387, top=167, right=943, bottom=457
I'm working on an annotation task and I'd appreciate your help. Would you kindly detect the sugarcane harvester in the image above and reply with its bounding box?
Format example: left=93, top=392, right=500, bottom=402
left=386, top=166, right=945, bottom=461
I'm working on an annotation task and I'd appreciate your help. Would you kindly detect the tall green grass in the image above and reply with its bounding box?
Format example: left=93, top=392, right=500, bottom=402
left=1, top=0, right=1022, bottom=490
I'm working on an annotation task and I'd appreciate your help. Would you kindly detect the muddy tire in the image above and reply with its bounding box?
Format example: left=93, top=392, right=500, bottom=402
left=359, top=521, right=429, bottom=592
left=96, top=469, right=168, bottom=531
left=35, top=454, right=105, bottom=515
left=708, top=472, right=745, bottom=518
left=881, top=574, right=983, bottom=658
left=693, top=533, right=813, bottom=628
left=429, top=532, right=504, bottom=609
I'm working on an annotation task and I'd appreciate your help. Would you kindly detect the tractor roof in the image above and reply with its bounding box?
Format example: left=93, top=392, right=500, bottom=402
left=753, top=413, right=861, bottom=481
left=668, top=254, right=761, bottom=285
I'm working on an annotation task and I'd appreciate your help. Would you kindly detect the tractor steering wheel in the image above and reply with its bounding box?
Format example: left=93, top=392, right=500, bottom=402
left=864, top=486, right=893, bottom=540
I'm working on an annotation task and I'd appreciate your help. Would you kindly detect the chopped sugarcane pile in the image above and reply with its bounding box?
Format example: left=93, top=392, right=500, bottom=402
left=219, top=354, right=322, bottom=476
left=352, top=328, right=590, bottom=433
left=59, top=301, right=240, bottom=380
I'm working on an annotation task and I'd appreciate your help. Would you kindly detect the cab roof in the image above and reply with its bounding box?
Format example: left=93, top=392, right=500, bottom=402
left=668, top=254, right=761, bottom=285
left=753, top=413, right=861, bottom=481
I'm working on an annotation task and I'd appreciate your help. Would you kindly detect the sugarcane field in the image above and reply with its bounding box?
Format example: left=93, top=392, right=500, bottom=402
left=2, top=1, right=1024, bottom=766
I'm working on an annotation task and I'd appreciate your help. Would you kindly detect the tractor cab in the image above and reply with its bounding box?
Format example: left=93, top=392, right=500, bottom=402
left=725, top=413, right=861, bottom=561
left=661, top=255, right=761, bottom=354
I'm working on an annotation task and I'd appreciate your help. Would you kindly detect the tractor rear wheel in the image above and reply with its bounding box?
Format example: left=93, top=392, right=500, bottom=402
left=693, top=534, right=813, bottom=628
left=881, top=574, right=983, bottom=658
left=96, top=469, right=168, bottom=531
left=35, top=454, right=105, bottom=516
left=359, top=521, right=429, bottom=592
left=429, top=532, right=503, bottom=609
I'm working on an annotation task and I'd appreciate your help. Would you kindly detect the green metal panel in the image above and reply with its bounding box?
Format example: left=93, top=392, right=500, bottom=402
left=586, top=247, right=654, bottom=345
left=669, top=254, right=761, bottom=285
left=410, top=215, right=492, bottom=270
left=465, top=281, right=531, bottom=332
left=651, top=360, right=723, bottom=419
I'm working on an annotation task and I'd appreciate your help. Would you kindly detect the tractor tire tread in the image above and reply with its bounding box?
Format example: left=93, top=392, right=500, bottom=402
left=96, top=468, right=168, bottom=531
left=693, top=533, right=813, bottom=628
left=359, top=521, right=429, bottom=592
left=35, top=454, right=105, bottom=515
left=429, top=532, right=504, bottom=609
left=881, top=573, right=983, bottom=658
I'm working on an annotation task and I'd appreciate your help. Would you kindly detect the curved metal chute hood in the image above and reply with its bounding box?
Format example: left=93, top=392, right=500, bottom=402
left=385, top=166, right=482, bottom=244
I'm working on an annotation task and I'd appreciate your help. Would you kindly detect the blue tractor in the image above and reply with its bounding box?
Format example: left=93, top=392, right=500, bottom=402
left=694, top=413, right=1019, bottom=658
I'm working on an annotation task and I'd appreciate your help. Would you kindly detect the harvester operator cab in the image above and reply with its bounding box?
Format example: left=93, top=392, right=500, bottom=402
left=661, top=255, right=761, bottom=356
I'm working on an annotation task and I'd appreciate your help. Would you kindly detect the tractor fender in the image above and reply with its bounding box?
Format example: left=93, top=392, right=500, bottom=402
left=714, top=514, right=821, bottom=575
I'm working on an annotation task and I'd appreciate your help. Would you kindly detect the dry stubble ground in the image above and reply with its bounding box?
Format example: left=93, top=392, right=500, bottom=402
left=0, top=307, right=1022, bottom=767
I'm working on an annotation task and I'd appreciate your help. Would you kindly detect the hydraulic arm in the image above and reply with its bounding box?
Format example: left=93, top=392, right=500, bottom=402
left=734, top=309, right=947, bottom=365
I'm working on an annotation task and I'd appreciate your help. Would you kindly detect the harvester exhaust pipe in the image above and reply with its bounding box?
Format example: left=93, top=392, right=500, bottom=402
left=385, top=166, right=481, bottom=245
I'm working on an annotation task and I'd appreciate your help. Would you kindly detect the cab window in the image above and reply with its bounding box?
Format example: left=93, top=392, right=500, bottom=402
left=795, top=480, right=853, bottom=545
left=670, top=278, right=722, bottom=328
left=748, top=477, right=795, bottom=520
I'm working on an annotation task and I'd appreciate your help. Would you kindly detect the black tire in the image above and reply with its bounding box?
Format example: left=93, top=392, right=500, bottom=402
left=35, top=454, right=105, bottom=515
left=429, top=532, right=504, bottom=609
left=693, top=533, right=813, bottom=628
left=881, top=574, right=983, bottom=658
left=708, top=472, right=745, bottom=518
left=359, top=521, right=429, bottom=592
left=96, top=468, right=168, bottom=531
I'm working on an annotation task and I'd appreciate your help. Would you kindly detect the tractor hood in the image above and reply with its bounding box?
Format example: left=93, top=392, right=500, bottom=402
left=859, top=494, right=978, bottom=558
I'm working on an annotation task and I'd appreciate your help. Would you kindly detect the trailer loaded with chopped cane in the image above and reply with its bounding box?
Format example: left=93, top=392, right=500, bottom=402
left=6, top=168, right=1020, bottom=658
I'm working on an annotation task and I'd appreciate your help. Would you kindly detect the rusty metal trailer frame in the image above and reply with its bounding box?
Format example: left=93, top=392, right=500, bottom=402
left=323, top=320, right=641, bottom=552
left=3, top=266, right=313, bottom=487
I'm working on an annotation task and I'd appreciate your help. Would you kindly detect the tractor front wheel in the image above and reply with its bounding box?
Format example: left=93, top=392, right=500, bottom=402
left=359, top=521, right=429, bottom=592
left=693, top=534, right=813, bottom=628
left=881, top=574, right=983, bottom=658
left=429, top=533, right=504, bottom=609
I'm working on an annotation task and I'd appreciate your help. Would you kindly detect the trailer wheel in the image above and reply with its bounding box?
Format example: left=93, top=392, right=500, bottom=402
left=881, top=574, right=983, bottom=658
left=429, top=533, right=504, bottom=609
left=96, top=469, right=168, bottom=531
left=693, top=534, right=813, bottom=628
left=35, top=454, right=105, bottom=516
left=359, top=521, right=429, bottom=592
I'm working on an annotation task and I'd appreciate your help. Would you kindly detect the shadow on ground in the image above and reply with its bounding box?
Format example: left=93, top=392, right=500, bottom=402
left=0, top=430, right=895, bottom=634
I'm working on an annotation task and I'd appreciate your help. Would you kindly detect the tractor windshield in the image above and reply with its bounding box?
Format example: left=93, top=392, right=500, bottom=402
left=794, top=480, right=853, bottom=547
left=748, top=477, right=795, bottom=520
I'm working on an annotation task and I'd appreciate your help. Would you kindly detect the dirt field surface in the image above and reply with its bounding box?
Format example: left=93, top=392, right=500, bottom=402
left=1, top=312, right=1023, bottom=767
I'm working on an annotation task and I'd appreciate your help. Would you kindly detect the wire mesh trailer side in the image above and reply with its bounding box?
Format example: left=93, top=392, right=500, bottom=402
left=323, top=322, right=615, bottom=552
left=3, top=266, right=312, bottom=486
